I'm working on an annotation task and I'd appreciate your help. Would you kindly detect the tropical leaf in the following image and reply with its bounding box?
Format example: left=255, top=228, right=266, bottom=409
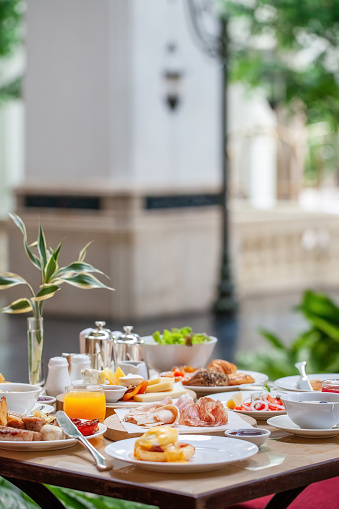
left=302, top=312, right=339, bottom=343
left=299, top=290, right=339, bottom=324
left=0, top=214, right=114, bottom=319
left=0, top=273, right=29, bottom=289
left=37, top=223, right=47, bottom=271
left=258, top=329, right=286, bottom=350
left=9, top=213, right=41, bottom=270
left=32, top=285, right=60, bottom=302
left=60, top=274, right=114, bottom=291
left=1, top=298, right=33, bottom=314
left=78, top=242, right=93, bottom=262
left=54, top=262, right=106, bottom=279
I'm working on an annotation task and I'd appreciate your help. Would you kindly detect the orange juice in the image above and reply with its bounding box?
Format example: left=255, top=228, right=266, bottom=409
left=64, top=390, right=106, bottom=422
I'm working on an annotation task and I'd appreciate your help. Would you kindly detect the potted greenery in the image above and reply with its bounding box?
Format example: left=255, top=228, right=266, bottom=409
left=0, top=213, right=114, bottom=384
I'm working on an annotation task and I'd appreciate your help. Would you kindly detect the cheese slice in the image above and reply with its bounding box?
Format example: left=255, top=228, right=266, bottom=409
left=147, top=377, right=173, bottom=386
left=133, top=387, right=186, bottom=402
left=81, top=368, right=106, bottom=385
left=145, top=381, right=174, bottom=393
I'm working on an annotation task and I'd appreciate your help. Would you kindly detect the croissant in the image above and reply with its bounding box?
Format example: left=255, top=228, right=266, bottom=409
left=227, top=373, right=255, bottom=386
left=207, top=359, right=237, bottom=375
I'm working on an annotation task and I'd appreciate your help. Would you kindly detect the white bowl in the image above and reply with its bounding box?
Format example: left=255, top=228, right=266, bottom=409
left=0, top=383, right=42, bottom=414
left=104, top=385, right=127, bottom=403
left=281, top=392, right=339, bottom=429
left=141, top=335, right=218, bottom=372
left=225, top=428, right=271, bottom=447
left=37, top=395, right=56, bottom=405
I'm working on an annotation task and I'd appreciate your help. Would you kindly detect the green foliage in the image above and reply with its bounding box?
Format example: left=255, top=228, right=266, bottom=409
left=0, top=0, right=22, bottom=58
left=236, top=290, right=339, bottom=380
left=220, top=0, right=339, bottom=129
left=0, top=0, right=24, bottom=103
left=0, top=213, right=114, bottom=319
left=0, top=478, right=158, bottom=509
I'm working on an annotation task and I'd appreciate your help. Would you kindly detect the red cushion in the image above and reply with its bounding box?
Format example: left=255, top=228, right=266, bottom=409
left=227, top=477, right=339, bottom=509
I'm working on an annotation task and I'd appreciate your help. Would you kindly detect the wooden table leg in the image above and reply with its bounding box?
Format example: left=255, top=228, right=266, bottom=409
left=3, top=477, right=66, bottom=509
left=264, top=486, right=308, bottom=509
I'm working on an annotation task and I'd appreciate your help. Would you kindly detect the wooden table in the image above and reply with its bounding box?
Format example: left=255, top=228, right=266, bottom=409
left=1, top=423, right=339, bottom=509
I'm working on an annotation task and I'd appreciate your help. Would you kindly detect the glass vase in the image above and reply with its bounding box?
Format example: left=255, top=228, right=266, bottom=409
left=27, top=317, right=44, bottom=386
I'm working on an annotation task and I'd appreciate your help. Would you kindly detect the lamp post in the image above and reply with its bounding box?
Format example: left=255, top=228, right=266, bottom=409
left=185, top=0, right=237, bottom=315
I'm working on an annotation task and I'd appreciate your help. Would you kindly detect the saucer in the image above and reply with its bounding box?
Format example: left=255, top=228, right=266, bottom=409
left=267, top=415, right=339, bottom=438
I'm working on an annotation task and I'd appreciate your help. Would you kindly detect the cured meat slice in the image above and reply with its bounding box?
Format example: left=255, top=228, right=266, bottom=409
left=178, top=397, right=228, bottom=427
left=123, top=404, right=179, bottom=428
left=175, top=394, right=194, bottom=412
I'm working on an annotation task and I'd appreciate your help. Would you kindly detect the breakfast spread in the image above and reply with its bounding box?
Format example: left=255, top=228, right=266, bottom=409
left=134, top=426, right=195, bottom=462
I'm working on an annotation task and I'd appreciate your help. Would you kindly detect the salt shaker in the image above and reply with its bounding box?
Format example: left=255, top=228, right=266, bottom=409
left=70, top=354, right=91, bottom=381
left=44, top=357, right=71, bottom=397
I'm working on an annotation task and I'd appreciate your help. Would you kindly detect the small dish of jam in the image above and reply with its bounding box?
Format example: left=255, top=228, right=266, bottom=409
left=225, top=428, right=270, bottom=446
left=38, top=395, right=56, bottom=405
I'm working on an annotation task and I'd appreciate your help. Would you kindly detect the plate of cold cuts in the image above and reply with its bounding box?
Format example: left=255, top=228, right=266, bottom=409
left=115, top=393, right=254, bottom=435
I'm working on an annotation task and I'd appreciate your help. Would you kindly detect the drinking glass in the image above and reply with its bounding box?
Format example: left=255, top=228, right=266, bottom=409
left=64, top=384, right=106, bottom=422
left=321, top=379, right=339, bottom=393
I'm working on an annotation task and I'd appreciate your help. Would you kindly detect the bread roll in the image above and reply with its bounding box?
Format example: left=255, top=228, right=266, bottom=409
left=208, top=359, right=237, bottom=375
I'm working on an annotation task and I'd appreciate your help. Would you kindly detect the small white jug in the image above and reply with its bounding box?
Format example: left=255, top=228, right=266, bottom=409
left=118, top=360, right=148, bottom=380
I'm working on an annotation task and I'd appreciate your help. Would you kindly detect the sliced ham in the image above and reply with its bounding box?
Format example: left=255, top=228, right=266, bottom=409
left=175, top=394, right=194, bottom=412
left=178, top=397, right=228, bottom=427
left=123, top=404, right=179, bottom=428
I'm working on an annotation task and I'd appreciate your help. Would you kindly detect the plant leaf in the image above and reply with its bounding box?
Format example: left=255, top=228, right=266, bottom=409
left=78, top=241, right=93, bottom=262
left=32, top=285, right=60, bottom=302
left=0, top=272, right=29, bottom=289
left=258, top=328, right=286, bottom=350
left=9, top=213, right=41, bottom=270
left=300, top=290, right=339, bottom=324
left=60, top=273, right=115, bottom=290
left=1, top=298, right=33, bottom=314
left=54, top=262, right=106, bottom=279
left=38, top=223, right=48, bottom=271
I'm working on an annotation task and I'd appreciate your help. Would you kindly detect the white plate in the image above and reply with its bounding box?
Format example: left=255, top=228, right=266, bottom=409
left=267, top=415, right=339, bottom=438
left=274, top=373, right=339, bottom=392
left=207, top=391, right=286, bottom=420
left=184, top=371, right=269, bottom=394
left=0, top=422, right=107, bottom=451
left=33, top=403, right=55, bottom=414
left=105, top=434, right=258, bottom=472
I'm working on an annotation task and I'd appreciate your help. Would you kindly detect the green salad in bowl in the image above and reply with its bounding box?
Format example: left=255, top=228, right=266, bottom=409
left=142, top=327, right=217, bottom=372
left=152, top=327, right=211, bottom=346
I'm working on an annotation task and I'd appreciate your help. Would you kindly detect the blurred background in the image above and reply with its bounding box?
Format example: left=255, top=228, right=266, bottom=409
left=1, top=0, right=339, bottom=381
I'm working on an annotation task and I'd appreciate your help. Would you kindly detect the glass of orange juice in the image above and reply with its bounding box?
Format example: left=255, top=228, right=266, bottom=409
left=64, top=384, right=106, bottom=422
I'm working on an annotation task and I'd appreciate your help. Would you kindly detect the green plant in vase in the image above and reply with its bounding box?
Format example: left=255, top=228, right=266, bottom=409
left=0, top=213, right=114, bottom=385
